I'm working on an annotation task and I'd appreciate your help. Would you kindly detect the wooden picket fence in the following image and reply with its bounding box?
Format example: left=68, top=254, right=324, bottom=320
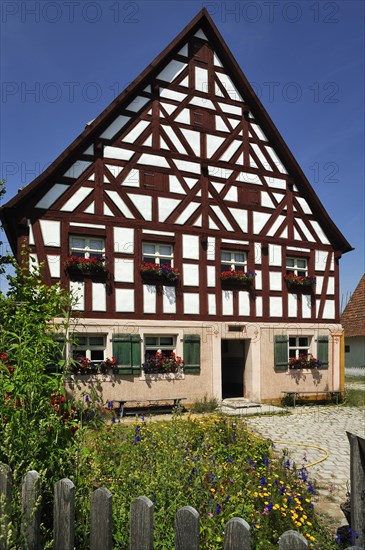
left=1, top=464, right=363, bottom=550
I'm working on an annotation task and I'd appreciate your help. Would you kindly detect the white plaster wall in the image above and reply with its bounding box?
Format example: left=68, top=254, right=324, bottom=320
left=238, top=292, right=250, bottom=316
left=207, top=266, right=216, bottom=287
left=315, top=250, right=328, bottom=271
left=270, top=297, right=282, bottom=317
left=115, top=289, right=134, bottom=312
left=114, top=227, right=134, bottom=254
left=222, top=291, right=233, bottom=316
left=40, top=220, right=61, bottom=247
left=208, top=294, right=216, bottom=315
left=36, top=184, right=69, bottom=209
left=114, top=258, right=134, bottom=283
left=302, top=295, right=312, bottom=319
left=92, top=283, right=106, bottom=311
left=182, top=235, right=199, bottom=260
left=163, top=287, right=176, bottom=314
left=184, top=293, right=199, bottom=314
left=143, top=285, right=156, bottom=314
left=256, top=297, right=263, bottom=316
left=47, top=255, right=60, bottom=278
left=183, top=264, right=199, bottom=286
left=288, top=293, right=298, bottom=317
left=269, top=244, right=282, bottom=266
left=269, top=272, right=282, bottom=291
left=323, top=300, right=335, bottom=319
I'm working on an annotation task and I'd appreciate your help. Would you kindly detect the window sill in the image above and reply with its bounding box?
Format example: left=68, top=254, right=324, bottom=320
left=140, top=372, right=185, bottom=381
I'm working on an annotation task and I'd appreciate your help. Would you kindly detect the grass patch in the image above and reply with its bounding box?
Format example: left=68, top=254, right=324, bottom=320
left=345, top=374, right=365, bottom=384
left=343, top=388, right=365, bottom=407
left=72, top=415, right=338, bottom=549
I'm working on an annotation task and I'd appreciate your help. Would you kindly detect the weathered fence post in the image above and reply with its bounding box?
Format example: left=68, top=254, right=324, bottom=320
left=53, top=478, right=75, bottom=550
left=347, top=432, right=365, bottom=548
left=21, top=470, right=40, bottom=550
left=223, top=517, right=250, bottom=550
left=175, top=505, right=199, bottom=550
left=0, top=463, right=12, bottom=550
left=130, top=495, right=153, bottom=550
left=279, top=530, right=308, bottom=549
left=90, top=487, right=112, bottom=550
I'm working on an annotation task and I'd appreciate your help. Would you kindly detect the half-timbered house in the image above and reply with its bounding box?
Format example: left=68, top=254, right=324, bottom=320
left=0, top=9, right=352, bottom=404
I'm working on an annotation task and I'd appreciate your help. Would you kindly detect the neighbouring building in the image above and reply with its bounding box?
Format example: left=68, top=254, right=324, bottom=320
left=0, top=9, right=352, bottom=404
left=341, top=275, right=365, bottom=371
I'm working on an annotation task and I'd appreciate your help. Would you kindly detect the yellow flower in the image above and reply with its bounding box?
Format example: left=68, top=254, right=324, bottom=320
left=210, top=488, right=215, bottom=493
left=306, top=521, right=312, bottom=526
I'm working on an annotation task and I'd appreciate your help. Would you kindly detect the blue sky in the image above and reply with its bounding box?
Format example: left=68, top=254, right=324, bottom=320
left=0, top=0, right=364, bottom=305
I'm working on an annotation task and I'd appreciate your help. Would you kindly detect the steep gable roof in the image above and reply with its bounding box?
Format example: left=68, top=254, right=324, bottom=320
left=341, top=274, right=365, bottom=337
left=0, top=8, right=352, bottom=255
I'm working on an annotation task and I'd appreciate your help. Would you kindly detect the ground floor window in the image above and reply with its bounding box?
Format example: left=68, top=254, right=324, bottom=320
left=72, top=334, right=106, bottom=363
left=144, top=335, right=176, bottom=361
left=288, top=336, right=311, bottom=359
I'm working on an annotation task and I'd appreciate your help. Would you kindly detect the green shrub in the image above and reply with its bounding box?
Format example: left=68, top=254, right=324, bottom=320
left=190, top=394, right=219, bottom=413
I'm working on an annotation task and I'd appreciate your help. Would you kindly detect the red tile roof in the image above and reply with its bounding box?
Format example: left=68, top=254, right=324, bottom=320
left=341, top=274, right=365, bottom=337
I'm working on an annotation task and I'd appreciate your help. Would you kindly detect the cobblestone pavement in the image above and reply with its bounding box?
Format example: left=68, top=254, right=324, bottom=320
left=244, top=406, right=365, bottom=526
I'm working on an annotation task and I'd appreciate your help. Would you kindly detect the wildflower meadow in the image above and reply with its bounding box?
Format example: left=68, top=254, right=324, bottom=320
left=72, top=414, right=338, bottom=549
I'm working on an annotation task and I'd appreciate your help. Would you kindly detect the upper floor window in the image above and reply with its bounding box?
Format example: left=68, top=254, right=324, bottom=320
left=221, top=250, right=247, bottom=272
left=286, top=257, right=307, bottom=277
left=142, top=243, right=173, bottom=267
left=70, top=236, right=105, bottom=258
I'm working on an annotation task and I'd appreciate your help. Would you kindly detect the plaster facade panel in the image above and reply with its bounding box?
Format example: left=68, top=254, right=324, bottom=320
left=116, top=289, right=134, bottom=312
left=92, top=283, right=106, bottom=311
left=40, top=220, right=61, bottom=247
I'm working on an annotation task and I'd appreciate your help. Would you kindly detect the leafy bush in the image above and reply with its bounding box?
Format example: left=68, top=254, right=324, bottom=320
left=0, top=260, right=86, bottom=545
left=190, top=394, right=219, bottom=413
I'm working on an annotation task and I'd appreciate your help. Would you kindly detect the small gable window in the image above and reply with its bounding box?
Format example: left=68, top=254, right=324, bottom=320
left=286, top=257, right=307, bottom=277
left=70, top=236, right=105, bottom=258
left=221, top=250, right=247, bottom=272
left=142, top=242, right=174, bottom=267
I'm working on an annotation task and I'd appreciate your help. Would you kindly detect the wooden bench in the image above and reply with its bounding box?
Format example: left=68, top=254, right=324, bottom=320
left=114, top=397, right=187, bottom=418
left=281, top=390, right=345, bottom=407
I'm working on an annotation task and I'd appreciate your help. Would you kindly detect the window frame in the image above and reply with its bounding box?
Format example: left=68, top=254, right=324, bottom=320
left=69, top=236, right=105, bottom=259
left=72, top=334, right=106, bottom=364
left=220, top=249, right=247, bottom=272
left=286, top=257, right=308, bottom=277
left=288, top=336, right=311, bottom=360
left=144, top=335, right=176, bottom=361
left=142, top=242, right=174, bottom=267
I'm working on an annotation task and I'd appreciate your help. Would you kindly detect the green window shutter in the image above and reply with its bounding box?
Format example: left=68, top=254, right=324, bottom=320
left=274, top=336, right=289, bottom=372
left=112, top=334, right=141, bottom=375
left=183, top=335, right=201, bottom=373
left=317, top=336, right=329, bottom=369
